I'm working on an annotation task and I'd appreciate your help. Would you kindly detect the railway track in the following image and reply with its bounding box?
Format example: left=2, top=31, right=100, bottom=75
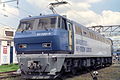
left=0, top=70, right=17, bottom=74
left=0, top=71, right=20, bottom=79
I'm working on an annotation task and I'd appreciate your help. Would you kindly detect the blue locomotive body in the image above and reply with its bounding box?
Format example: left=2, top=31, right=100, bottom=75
left=14, top=29, right=69, bottom=53
left=14, top=14, right=112, bottom=79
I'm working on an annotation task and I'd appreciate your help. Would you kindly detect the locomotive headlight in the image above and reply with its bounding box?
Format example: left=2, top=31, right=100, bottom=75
left=42, top=43, right=51, bottom=48
left=52, top=56, right=57, bottom=61
left=19, top=44, right=27, bottom=48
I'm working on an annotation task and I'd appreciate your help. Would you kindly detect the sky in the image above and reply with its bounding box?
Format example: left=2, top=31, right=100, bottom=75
left=0, top=0, right=120, bottom=28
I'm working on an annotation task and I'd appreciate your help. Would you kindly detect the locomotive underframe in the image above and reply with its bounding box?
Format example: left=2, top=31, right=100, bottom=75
left=17, top=54, right=112, bottom=79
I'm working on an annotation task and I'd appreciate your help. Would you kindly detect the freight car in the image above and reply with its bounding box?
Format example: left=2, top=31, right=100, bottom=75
left=14, top=14, right=112, bottom=79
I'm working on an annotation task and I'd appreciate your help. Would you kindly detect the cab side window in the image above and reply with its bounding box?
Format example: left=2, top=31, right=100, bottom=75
left=61, top=18, right=67, bottom=30
left=67, top=21, right=73, bottom=31
left=75, top=25, right=82, bottom=35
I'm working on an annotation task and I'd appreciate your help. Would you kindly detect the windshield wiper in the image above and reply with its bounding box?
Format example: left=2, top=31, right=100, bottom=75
left=44, top=26, right=48, bottom=31
left=21, top=29, right=25, bottom=33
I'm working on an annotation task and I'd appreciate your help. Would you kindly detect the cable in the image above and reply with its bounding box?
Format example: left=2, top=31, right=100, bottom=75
left=2, top=9, right=21, bottom=19
left=0, top=0, right=17, bottom=4
left=0, top=1, right=21, bottom=20
left=8, top=4, right=35, bottom=16
left=0, top=6, right=21, bottom=20
left=0, top=22, right=11, bottom=27
left=0, top=4, right=33, bottom=19
left=62, top=5, right=89, bottom=24
left=8, top=4, right=50, bottom=16
left=0, top=13, right=8, bottom=17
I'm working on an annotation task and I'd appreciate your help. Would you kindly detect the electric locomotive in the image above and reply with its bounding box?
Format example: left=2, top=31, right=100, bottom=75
left=14, top=14, right=112, bottom=79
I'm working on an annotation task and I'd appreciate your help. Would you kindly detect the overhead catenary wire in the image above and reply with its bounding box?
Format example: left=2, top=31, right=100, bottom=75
left=0, top=13, right=8, bottom=17
left=48, top=0, right=90, bottom=25
left=0, top=0, right=18, bottom=4
left=0, top=5, right=21, bottom=20
left=0, top=0, right=32, bottom=17
left=7, top=4, right=50, bottom=17
left=2, top=9, right=21, bottom=19
left=0, top=2, right=51, bottom=28
left=0, top=1, right=45, bottom=28
left=1, top=0, right=89, bottom=25
left=0, top=22, right=12, bottom=27
left=8, top=4, right=35, bottom=16
left=62, top=4, right=90, bottom=25
left=0, top=0, right=38, bottom=28
left=0, top=0, right=34, bottom=19
left=0, top=4, right=35, bottom=20
left=63, top=2, right=102, bottom=27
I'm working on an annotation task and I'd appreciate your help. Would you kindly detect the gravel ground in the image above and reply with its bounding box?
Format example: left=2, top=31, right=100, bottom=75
left=66, top=64, right=120, bottom=80
left=2, top=64, right=120, bottom=80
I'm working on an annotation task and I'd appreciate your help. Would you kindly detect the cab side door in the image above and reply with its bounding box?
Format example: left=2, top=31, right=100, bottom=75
left=67, top=21, right=74, bottom=51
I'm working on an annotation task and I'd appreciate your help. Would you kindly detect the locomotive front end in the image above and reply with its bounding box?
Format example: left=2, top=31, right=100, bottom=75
left=14, top=14, right=72, bottom=79
left=17, top=54, right=65, bottom=79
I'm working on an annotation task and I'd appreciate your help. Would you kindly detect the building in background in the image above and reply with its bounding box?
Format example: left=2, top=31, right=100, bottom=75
left=0, top=26, right=17, bottom=65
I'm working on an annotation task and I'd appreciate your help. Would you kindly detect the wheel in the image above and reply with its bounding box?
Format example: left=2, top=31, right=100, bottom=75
left=71, top=68, right=77, bottom=75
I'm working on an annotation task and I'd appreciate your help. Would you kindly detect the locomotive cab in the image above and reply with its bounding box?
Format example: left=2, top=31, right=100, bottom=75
left=15, top=14, right=74, bottom=54
left=14, top=14, right=74, bottom=79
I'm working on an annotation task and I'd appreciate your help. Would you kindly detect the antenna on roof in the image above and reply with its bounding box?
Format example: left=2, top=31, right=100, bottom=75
left=49, top=0, right=68, bottom=14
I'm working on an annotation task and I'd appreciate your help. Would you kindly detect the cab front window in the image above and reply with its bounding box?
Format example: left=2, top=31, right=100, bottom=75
left=17, top=20, right=35, bottom=31
left=37, top=17, right=57, bottom=30
left=58, top=17, right=67, bottom=30
left=17, top=16, right=69, bottom=31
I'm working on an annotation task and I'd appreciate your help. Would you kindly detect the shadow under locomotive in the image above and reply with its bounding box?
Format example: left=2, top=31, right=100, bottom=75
left=54, top=63, right=112, bottom=80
